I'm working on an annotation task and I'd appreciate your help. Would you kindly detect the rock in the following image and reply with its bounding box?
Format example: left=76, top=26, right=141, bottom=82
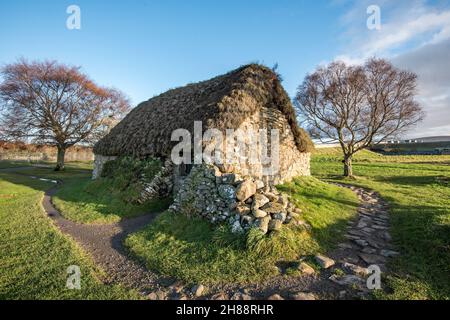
left=221, top=173, right=237, bottom=184
left=211, top=293, right=228, bottom=300
left=254, top=216, right=271, bottom=234
left=230, top=292, right=252, bottom=300
left=253, top=209, right=268, bottom=218
left=342, top=262, right=369, bottom=276
left=338, top=243, right=354, bottom=250
left=169, top=281, right=184, bottom=294
left=235, top=204, right=251, bottom=215
left=252, top=194, right=270, bottom=210
left=359, top=253, right=386, bottom=265
left=268, top=219, right=283, bottom=231
left=265, top=192, right=278, bottom=202
left=231, top=220, right=244, bottom=233
left=218, top=185, right=236, bottom=200
left=241, top=215, right=255, bottom=225
left=315, top=254, right=335, bottom=269
left=261, top=202, right=285, bottom=214
left=329, top=274, right=366, bottom=290
left=278, top=194, right=289, bottom=209
left=236, top=180, right=257, bottom=201
left=380, top=249, right=400, bottom=257
left=217, top=164, right=234, bottom=173
left=298, top=262, right=315, bottom=275
left=273, top=211, right=287, bottom=222
left=293, top=207, right=303, bottom=214
left=361, top=247, right=377, bottom=254
left=148, top=290, right=166, bottom=300
left=357, top=220, right=368, bottom=229
left=267, top=294, right=284, bottom=300
left=362, top=227, right=376, bottom=233
left=354, top=239, right=369, bottom=247
left=291, top=292, right=316, bottom=300
left=192, top=284, right=205, bottom=297
left=255, top=179, right=265, bottom=190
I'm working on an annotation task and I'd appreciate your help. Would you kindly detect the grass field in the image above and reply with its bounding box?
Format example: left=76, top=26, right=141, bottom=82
left=1, top=150, right=449, bottom=299
left=0, top=162, right=167, bottom=224
left=125, top=177, right=359, bottom=285
left=312, top=148, right=450, bottom=300
left=0, top=170, right=138, bottom=299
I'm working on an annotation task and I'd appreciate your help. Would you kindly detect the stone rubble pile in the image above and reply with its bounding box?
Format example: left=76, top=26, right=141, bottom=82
left=169, top=164, right=308, bottom=234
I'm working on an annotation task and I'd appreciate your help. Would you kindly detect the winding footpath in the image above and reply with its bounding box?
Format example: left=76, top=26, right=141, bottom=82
left=2, top=167, right=399, bottom=300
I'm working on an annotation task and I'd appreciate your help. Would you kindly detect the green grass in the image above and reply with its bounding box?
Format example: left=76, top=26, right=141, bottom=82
left=0, top=172, right=139, bottom=299
left=312, top=148, right=450, bottom=300
left=125, top=177, right=359, bottom=285
left=1, top=163, right=168, bottom=224
left=53, top=177, right=171, bottom=224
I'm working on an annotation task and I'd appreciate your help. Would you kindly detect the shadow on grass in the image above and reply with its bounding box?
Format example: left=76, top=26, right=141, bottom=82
left=373, top=175, right=441, bottom=186
left=0, top=167, right=171, bottom=223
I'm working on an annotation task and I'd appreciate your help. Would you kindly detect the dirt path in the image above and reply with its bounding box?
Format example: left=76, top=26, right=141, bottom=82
left=43, top=183, right=175, bottom=294
left=2, top=168, right=398, bottom=300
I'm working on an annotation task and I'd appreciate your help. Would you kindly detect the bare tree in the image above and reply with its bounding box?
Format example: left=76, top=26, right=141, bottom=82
left=295, top=58, right=424, bottom=177
left=0, top=59, right=130, bottom=170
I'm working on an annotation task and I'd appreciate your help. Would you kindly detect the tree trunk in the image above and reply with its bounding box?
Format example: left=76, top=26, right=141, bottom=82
left=343, top=154, right=353, bottom=177
left=55, top=146, right=66, bottom=171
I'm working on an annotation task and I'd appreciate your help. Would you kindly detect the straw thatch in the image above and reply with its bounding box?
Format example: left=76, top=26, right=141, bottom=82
left=94, top=64, right=313, bottom=158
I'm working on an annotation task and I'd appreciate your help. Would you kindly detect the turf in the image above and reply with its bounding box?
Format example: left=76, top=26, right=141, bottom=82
left=1, top=164, right=168, bottom=224
left=312, top=148, right=450, bottom=300
left=0, top=172, right=139, bottom=299
left=125, top=177, right=359, bottom=285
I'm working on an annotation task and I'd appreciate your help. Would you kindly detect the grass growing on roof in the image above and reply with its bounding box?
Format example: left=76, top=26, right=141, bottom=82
left=125, top=176, right=359, bottom=285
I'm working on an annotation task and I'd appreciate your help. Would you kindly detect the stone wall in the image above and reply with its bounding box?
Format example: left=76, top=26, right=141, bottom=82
left=170, top=164, right=310, bottom=234
left=227, top=107, right=310, bottom=185
left=92, top=154, right=117, bottom=179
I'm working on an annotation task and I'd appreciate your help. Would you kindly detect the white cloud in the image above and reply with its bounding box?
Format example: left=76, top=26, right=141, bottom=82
left=335, top=0, right=450, bottom=137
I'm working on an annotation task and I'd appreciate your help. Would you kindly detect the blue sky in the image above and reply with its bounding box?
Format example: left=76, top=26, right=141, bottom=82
left=1, top=0, right=449, bottom=137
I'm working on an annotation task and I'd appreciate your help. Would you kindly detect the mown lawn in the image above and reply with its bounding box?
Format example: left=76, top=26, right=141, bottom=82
left=0, top=171, right=139, bottom=299
left=125, top=177, right=359, bottom=285
left=312, top=148, right=450, bottom=300
left=53, top=177, right=171, bottom=224
left=1, top=163, right=167, bottom=224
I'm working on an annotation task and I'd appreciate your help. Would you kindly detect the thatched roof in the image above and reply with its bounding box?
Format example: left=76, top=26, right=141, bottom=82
left=94, top=64, right=313, bottom=158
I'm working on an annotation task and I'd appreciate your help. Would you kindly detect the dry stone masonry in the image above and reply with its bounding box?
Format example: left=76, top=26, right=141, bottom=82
left=93, top=64, right=313, bottom=235
left=169, top=163, right=308, bottom=234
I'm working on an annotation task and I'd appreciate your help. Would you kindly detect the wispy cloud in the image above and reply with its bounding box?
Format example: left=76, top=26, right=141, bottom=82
left=335, top=0, right=450, bottom=138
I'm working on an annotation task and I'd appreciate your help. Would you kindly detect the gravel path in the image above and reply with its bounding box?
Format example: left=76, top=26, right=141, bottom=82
left=43, top=182, right=174, bottom=293
left=2, top=168, right=398, bottom=300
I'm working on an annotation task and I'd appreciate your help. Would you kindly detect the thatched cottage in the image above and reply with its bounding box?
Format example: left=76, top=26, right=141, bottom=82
left=93, top=64, right=313, bottom=234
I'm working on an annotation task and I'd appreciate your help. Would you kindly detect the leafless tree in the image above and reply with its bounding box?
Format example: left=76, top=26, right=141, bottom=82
left=295, top=58, right=424, bottom=177
left=0, top=59, right=130, bottom=170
